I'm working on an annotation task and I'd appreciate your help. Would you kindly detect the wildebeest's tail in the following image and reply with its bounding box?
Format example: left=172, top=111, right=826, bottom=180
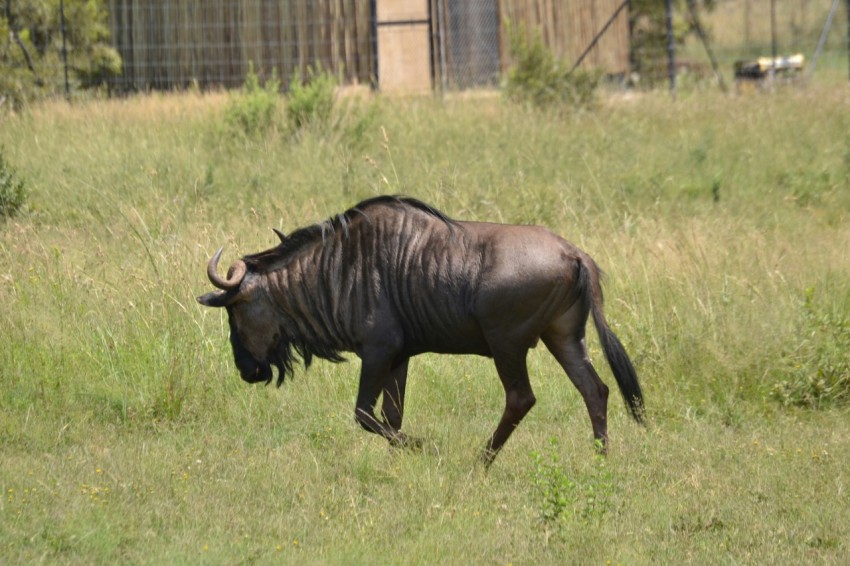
left=578, top=258, right=645, bottom=424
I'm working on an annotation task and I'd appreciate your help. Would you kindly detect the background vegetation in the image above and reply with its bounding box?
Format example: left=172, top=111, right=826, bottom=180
left=505, top=22, right=603, bottom=111
left=2, top=71, right=850, bottom=563
left=0, top=0, right=121, bottom=109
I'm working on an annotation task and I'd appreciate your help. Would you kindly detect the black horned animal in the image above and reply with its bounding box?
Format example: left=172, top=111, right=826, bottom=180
left=197, top=196, right=644, bottom=465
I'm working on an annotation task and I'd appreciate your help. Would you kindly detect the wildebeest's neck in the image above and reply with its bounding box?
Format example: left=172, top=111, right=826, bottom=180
left=238, top=196, right=468, bottom=366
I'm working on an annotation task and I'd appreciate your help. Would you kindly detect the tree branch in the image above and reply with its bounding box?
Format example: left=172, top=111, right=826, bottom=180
left=5, top=0, right=39, bottom=78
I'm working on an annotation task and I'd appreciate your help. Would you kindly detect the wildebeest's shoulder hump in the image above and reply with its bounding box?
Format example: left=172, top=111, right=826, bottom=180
left=349, top=195, right=455, bottom=225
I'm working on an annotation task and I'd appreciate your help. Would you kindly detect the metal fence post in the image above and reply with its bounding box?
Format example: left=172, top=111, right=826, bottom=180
left=60, top=0, right=70, bottom=100
left=770, top=0, right=777, bottom=78
left=370, top=0, right=379, bottom=90
left=847, top=0, right=850, bottom=82
left=665, top=0, right=676, bottom=98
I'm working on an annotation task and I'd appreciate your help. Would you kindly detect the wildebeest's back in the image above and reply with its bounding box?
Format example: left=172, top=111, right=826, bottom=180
left=354, top=203, right=584, bottom=357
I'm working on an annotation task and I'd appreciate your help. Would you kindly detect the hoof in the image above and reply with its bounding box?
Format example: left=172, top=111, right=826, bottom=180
left=594, top=437, right=608, bottom=456
left=389, top=432, right=424, bottom=451
left=480, top=447, right=499, bottom=469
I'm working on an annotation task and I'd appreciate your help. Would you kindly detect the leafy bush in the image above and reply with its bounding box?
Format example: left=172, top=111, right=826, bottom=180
left=76, top=43, right=123, bottom=90
left=0, top=149, right=27, bottom=219
left=286, top=65, right=337, bottom=131
left=223, top=63, right=281, bottom=138
left=531, top=442, right=577, bottom=525
left=772, top=288, right=850, bottom=409
left=0, top=0, right=122, bottom=107
left=530, top=438, right=614, bottom=535
left=504, top=23, right=601, bottom=111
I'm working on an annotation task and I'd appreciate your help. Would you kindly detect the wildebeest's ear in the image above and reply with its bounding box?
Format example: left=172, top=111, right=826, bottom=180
left=273, top=228, right=287, bottom=243
left=197, top=290, right=232, bottom=308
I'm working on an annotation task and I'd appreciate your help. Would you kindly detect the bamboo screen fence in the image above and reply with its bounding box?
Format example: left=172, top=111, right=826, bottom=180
left=106, top=0, right=630, bottom=93
left=500, top=0, right=630, bottom=73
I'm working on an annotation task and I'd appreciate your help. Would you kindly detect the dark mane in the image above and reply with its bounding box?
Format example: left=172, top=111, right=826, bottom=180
left=243, top=196, right=455, bottom=272
left=357, top=195, right=454, bottom=224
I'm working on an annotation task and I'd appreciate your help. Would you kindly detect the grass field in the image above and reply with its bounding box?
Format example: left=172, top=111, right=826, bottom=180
left=2, top=83, right=850, bottom=564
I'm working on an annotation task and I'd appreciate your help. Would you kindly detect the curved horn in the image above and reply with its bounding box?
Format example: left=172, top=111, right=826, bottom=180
left=273, top=228, right=287, bottom=243
left=206, top=247, right=247, bottom=291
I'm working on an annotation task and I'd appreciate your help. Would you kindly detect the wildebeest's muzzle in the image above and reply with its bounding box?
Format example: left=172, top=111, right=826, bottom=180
left=228, top=316, right=275, bottom=385
left=234, top=353, right=274, bottom=384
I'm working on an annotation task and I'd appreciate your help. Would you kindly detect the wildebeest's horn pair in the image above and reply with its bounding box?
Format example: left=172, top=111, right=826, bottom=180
left=207, top=247, right=246, bottom=290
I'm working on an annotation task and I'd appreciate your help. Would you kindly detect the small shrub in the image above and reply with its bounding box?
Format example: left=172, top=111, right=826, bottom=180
left=76, top=44, right=123, bottom=90
left=223, top=62, right=281, bottom=138
left=0, top=148, right=27, bottom=219
left=531, top=441, right=577, bottom=525
left=772, top=288, right=850, bottom=409
left=504, top=22, right=601, bottom=111
left=286, top=65, right=337, bottom=130
left=530, top=438, right=614, bottom=533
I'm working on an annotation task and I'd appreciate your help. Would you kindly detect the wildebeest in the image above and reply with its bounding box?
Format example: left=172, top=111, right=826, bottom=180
left=197, top=196, right=644, bottom=465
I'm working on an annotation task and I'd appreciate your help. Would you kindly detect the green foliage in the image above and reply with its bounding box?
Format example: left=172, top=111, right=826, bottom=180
left=223, top=62, right=281, bottom=138
left=772, top=288, right=850, bottom=409
left=0, top=0, right=121, bottom=107
left=530, top=441, right=577, bottom=525
left=0, top=9, right=42, bottom=107
left=286, top=64, right=337, bottom=130
left=0, top=148, right=27, bottom=219
left=504, top=22, right=601, bottom=111
left=222, top=63, right=368, bottom=146
left=64, top=0, right=121, bottom=89
left=530, top=439, right=614, bottom=532
left=75, top=42, right=122, bottom=89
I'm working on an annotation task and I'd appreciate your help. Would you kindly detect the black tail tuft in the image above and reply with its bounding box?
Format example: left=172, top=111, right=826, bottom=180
left=578, top=259, right=645, bottom=424
left=596, top=323, right=645, bottom=423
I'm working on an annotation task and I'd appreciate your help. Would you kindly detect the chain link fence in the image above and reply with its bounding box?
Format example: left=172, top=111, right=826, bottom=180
left=435, top=0, right=502, bottom=90
left=1, top=0, right=848, bottom=106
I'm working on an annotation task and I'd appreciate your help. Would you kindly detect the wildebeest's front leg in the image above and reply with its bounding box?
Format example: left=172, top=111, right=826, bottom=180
left=483, top=347, right=537, bottom=466
left=382, top=357, right=423, bottom=450
left=354, top=347, right=417, bottom=449
left=381, top=357, right=409, bottom=430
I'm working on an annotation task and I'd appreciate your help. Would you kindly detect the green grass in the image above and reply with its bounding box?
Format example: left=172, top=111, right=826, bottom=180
left=2, top=85, right=850, bottom=563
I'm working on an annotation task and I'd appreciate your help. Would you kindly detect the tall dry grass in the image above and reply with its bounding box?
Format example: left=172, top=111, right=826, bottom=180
left=1, top=86, right=849, bottom=563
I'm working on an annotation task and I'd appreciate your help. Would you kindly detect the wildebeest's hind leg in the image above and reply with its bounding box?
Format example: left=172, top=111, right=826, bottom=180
left=541, top=328, right=610, bottom=453
left=483, top=347, right=536, bottom=467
